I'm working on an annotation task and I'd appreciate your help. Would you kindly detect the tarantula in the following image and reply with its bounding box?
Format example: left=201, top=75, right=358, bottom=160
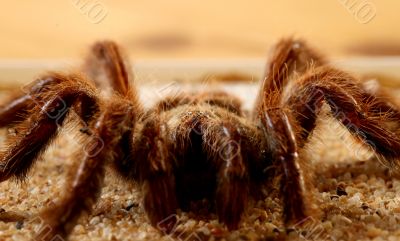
left=0, top=38, right=400, bottom=240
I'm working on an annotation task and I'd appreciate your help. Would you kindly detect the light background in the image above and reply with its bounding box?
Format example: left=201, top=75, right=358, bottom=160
left=0, top=0, right=399, bottom=59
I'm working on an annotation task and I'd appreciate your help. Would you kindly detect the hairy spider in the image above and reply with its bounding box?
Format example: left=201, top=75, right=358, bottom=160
left=1, top=38, right=400, bottom=240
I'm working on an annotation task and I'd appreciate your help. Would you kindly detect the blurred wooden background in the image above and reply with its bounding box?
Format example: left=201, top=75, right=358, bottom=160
left=1, top=1, right=400, bottom=59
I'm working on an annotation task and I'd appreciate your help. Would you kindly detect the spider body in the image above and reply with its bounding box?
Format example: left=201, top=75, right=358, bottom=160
left=1, top=38, right=400, bottom=240
left=132, top=93, right=267, bottom=230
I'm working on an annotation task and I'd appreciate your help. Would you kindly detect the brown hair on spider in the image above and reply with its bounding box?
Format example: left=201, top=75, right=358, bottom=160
left=0, top=38, right=400, bottom=240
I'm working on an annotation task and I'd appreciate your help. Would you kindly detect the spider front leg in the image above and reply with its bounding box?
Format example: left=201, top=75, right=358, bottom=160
left=36, top=97, right=137, bottom=241
left=253, top=38, right=317, bottom=223
left=255, top=106, right=308, bottom=224
left=34, top=39, right=143, bottom=239
left=254, top=37, right=325, bottom=112
left=33, top=39, right=149, bottom=240
left=285, top=66, right=400, bottom=167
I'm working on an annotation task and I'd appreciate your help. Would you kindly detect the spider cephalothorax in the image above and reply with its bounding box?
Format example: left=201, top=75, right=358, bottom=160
left=1, top=38, right=400, bottom=240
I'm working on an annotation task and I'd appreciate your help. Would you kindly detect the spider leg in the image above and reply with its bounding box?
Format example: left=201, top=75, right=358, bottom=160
left=137, top=117, right=178, bottom=233
left=0, top=40, right=139, bottom=128
left=0, top=76, right=64, bottom=127
left=0, top=73, right=99, bottom=181
left=254, top=37, right=325, bottom=112
left=83, top=40, right=133, bottom=96
left=255, top=106, right=307, bottom=224
left=83, top=42, right=181, bottom=229
left=285, top=66, right=400, bottom=166
left=35, top=97, right=137, bottom=240
left=253, top=38, right=320, bottom=223
left=10, top=67, right=141, bottom=240
left=360, top=83, right=400, bottom=134
left=204, top=121, right=249, bottom=230
left=0, top=93, right=32, bottom=127
left=83, top=40, right=143, bottom=115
